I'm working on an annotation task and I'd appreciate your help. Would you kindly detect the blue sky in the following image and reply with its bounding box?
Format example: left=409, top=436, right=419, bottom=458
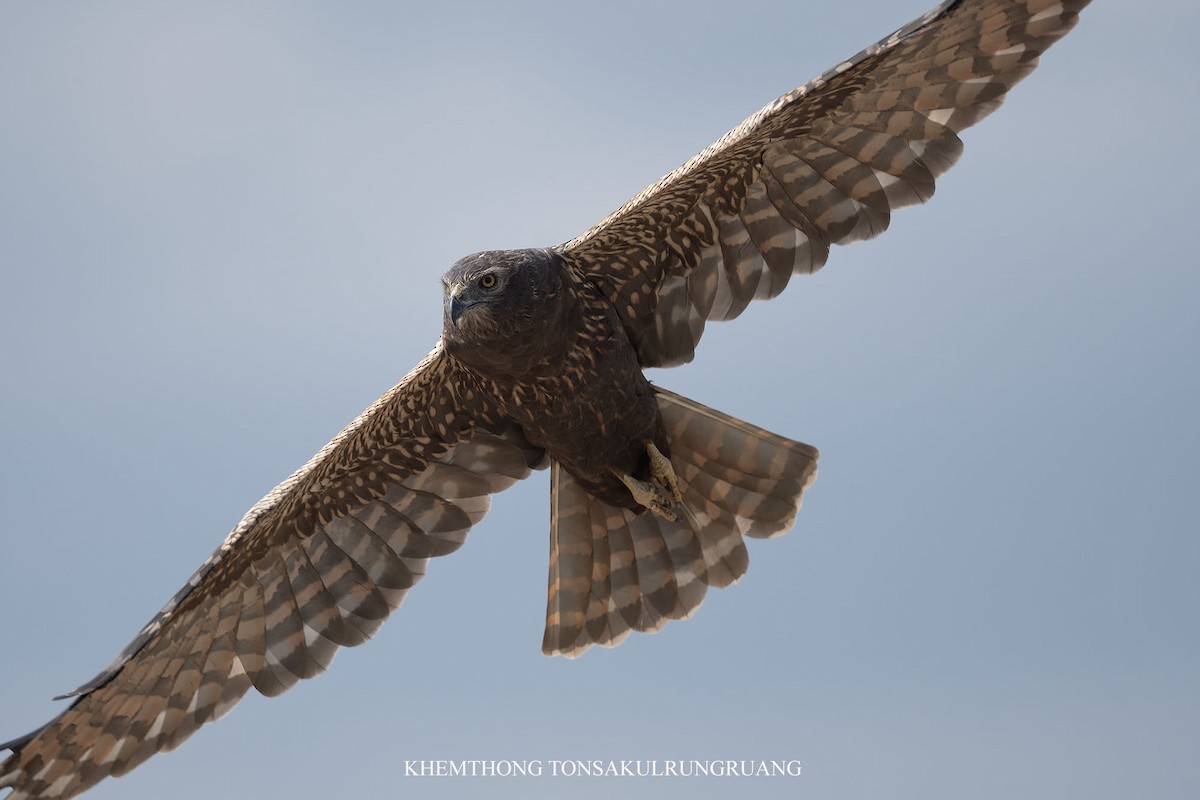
left=1, top=2, right=1196, bottom=799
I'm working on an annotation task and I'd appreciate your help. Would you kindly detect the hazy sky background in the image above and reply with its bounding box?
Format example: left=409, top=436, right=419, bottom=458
left=1, top=2, right=1196, bottom=799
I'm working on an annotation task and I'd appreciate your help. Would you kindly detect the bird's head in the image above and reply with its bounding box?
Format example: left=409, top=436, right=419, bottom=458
left=440, top=248, right=568, bottom=374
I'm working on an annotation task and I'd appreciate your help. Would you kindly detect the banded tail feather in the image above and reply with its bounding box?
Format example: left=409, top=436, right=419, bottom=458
left=543, top=387, right=819, bottom=657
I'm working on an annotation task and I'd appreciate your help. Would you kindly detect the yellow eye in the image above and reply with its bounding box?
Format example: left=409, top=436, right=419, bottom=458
left=479, top=273, right=497, bottom=289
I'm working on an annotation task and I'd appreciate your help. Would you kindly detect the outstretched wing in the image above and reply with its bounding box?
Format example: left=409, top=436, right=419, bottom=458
left=0, top=344, right=543, bottom=800
left=559, top=0, right=1089, bottom=368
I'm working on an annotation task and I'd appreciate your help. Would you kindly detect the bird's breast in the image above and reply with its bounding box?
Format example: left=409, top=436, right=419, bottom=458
left=495, top=297, right=665, bottom=507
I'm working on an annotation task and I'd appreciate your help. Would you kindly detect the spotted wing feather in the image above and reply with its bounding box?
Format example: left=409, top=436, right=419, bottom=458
left=0, top=345, right=544, bottom=800
left=559, top=0, right=1090, bottom=367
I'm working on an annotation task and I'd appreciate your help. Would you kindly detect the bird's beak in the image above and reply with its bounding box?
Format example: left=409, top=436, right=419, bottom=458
left=448, top=283, right=472, bottom=327
left=449, top=294, right=467, bottom=326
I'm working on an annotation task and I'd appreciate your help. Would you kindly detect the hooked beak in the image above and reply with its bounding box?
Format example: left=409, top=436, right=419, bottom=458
left=449, top=294, right=468, bottom=326
left=448, top=284, right=476, bottom=327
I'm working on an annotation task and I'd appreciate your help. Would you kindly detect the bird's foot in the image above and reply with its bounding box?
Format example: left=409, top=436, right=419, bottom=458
left=614, top=471, right=678, bottom=521
left=646, top=442, right=683, bottom=505
left=612, top=442, right=682, bottom=521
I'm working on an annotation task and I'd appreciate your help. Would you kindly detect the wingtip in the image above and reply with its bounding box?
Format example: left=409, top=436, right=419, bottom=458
left=0, top=722, right=46, bottom=758
left=0, top=770, right=18, bottom=792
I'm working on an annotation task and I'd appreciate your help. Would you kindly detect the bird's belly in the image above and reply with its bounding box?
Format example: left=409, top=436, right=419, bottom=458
left=505, top=358, right=664, bottom=509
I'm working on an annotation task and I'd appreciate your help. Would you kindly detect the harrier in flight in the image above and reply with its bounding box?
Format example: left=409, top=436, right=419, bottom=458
left=1, top=1, right=1091, bottom=796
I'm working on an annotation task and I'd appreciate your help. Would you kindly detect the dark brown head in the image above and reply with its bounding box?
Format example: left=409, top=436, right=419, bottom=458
left=441, top=248, right=570, bottom=376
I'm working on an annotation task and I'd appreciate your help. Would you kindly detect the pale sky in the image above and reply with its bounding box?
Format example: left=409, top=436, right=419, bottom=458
left=1, top=2, right=1196, bottom=799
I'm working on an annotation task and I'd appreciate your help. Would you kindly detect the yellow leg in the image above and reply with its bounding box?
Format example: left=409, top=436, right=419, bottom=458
left=646, top=442, right=683, bottom=504
left=614, top=472, right=679, bottom=521
left=612, top=441, right=683, bottom=521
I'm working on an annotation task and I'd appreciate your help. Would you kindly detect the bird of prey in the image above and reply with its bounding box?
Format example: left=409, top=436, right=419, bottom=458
left=0, top=1, right=1091, bottom=797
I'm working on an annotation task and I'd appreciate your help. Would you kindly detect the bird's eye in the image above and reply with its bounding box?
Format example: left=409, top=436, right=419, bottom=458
left=479, top=274, right=497, bottom=289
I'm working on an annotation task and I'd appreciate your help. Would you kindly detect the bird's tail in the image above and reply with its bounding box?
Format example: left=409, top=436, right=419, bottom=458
left=542, top=386, right=819, bottom=657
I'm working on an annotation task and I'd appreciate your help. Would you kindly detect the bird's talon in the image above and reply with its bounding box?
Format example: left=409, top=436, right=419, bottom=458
left=613, top=442, right=683, bottom=521
left=613, top=470, right=678, bottom=521
left=646, top=441, right=683, bottom=504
